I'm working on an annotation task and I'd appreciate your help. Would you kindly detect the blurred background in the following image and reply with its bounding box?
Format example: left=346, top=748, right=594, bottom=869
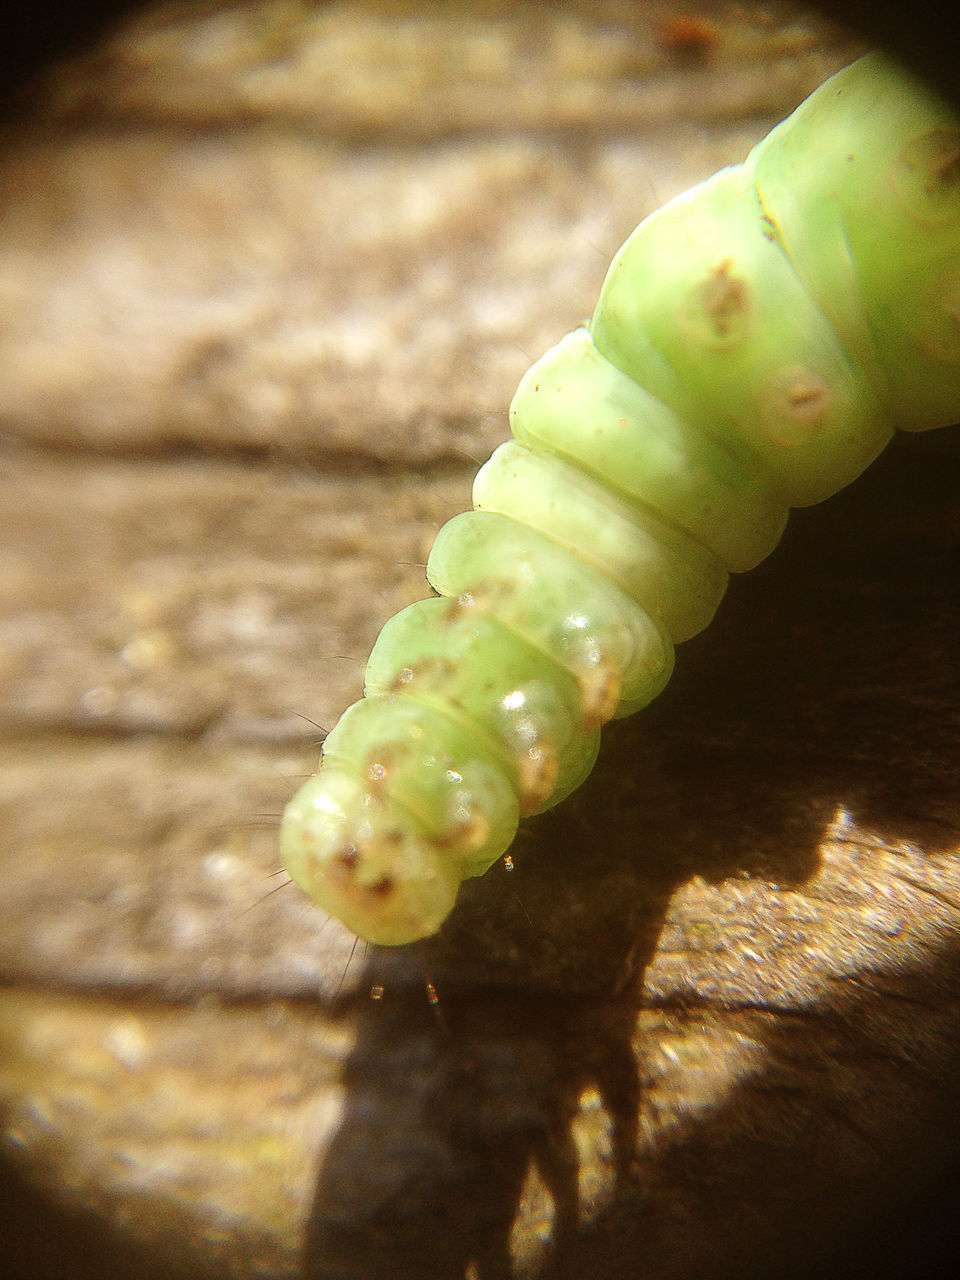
left=2, top=4, right=959, bottom=1279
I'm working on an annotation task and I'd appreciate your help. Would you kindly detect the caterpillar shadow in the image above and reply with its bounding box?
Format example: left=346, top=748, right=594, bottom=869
left=303, top=428, right=960, bottom=1280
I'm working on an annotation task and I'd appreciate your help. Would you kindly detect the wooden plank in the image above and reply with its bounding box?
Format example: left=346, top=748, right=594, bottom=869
left=7, top=5, right=960, bottom=1280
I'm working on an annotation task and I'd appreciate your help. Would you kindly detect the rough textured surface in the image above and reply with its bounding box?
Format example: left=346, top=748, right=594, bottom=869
left=5, top=4, right=960, bottom=1280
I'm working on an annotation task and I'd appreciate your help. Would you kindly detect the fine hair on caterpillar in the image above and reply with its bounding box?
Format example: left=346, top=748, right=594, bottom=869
left=280, top=53, right=960, bottom=947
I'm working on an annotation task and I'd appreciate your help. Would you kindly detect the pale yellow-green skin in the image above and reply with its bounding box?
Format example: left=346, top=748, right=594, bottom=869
left=281, top=54, right=960, bottom=946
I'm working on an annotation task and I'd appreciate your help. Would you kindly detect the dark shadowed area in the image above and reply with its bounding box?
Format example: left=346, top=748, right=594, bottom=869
left=2, top=4, right=960, bottom=1279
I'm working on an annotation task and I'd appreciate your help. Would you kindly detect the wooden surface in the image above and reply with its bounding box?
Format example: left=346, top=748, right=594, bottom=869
left=3, top=4, right=960, bottom=1278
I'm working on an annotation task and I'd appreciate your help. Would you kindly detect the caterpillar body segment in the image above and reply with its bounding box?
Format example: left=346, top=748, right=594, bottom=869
left=280, top=54, right=960, bottom=945
left=508, top=326, right=789, bottom=573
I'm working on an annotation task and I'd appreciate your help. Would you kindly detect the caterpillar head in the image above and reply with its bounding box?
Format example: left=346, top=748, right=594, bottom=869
left=280, top=770, right=461, bottom=946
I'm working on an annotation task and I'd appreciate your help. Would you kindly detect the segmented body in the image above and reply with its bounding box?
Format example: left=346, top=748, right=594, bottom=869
left=281, top=55, right=960, bottom=945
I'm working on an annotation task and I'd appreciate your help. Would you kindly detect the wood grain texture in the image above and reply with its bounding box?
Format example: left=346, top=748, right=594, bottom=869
left=5, top=4, right=960, bottom=1280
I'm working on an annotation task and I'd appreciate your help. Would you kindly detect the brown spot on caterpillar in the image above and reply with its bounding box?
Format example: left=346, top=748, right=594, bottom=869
left=387, top=654, right=456, bottom=694
left=577, top=661, right=623, bottom=729
left=367, top=876, right=395, bottom=899
left=681, top=258, right=752, bottom=349
left=703, top=261, right=750, bottom=338
left=760, top=368, right=831, bottom=447
left=893, top=128, right=960, bottom=222
left=517, top=741, right=560, bottom=814
left=335, top=845, right=359, bottom=871
left=363, top=746, right=407, bottom=798
left=921, top=267, right=960, bottom=363
left=433, top=810, right=490, bottom=855
left=447, top=579, right=519, bottom=621
left=436, top=594, right=471, bottom=625
left=756, top=193, right=780, bottom=243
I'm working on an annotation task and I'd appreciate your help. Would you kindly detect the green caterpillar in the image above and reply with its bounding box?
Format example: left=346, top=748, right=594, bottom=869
left=281, top=54, right=960, bottom=946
